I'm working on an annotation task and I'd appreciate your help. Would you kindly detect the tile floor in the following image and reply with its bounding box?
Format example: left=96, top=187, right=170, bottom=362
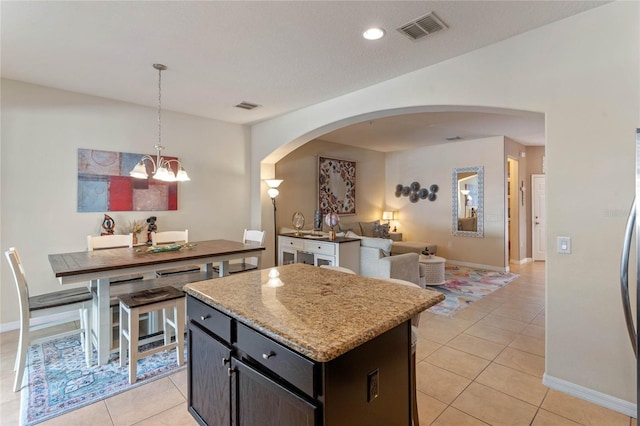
left=0, top=262, right=636, bottom=425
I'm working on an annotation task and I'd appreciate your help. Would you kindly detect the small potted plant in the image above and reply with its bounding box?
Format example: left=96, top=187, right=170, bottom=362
left=421, top=247, right=432, bottom=258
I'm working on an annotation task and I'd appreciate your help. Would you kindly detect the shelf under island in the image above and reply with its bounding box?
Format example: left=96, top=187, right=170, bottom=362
left=184, top=263, right=444, bottom=426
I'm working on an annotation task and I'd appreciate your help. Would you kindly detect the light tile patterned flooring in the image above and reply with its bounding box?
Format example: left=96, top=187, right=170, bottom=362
left=0, top=262, right=636, bottom=425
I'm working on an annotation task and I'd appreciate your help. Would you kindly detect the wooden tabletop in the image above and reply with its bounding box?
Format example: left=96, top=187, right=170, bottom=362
left=49, top=239, right=265, bottom=279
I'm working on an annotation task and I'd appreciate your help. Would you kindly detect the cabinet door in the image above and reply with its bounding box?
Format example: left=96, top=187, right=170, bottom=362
left=231, top=358, right=317, bottom=426
left=314, top=254, right=334, bottom=267
left=188, top=322, right=232, bottom=426
left=279, top=247, right=297, bottom=266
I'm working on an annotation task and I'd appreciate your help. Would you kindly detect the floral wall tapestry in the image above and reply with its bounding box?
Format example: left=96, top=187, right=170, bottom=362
left=318, top=156, right=356, bottom=215
left=77, top=148, right=178, bottom=212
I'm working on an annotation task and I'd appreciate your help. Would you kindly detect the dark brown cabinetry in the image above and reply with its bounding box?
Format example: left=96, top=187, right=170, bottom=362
left=231, top=358, right=317, bottom=425
left=187, top=295, right=410, bottom=426
left=188, top=322, right=231, bottom=425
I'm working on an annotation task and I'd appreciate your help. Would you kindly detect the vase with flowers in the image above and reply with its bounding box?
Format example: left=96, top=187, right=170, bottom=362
left=124, top=219, right=145, bottom=245
left=324, top=212, right=340, bottom=240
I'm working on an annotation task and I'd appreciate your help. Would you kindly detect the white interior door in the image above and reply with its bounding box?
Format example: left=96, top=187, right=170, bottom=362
left=532, top=174, right=546, bottom=261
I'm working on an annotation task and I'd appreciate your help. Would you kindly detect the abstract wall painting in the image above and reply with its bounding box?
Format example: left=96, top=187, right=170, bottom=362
left=77, top=149, right=178, bottom=212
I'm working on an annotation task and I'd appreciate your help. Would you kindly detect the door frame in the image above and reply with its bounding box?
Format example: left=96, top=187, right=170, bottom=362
left=532, top=174, right=546, bottom=261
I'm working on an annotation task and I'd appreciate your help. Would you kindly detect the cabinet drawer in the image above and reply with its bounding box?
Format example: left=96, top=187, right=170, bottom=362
left=303, top=240, right=335, bottom=256
left=236, top=323, right=316, bottom=397
left=187, top=296, right=232, bottom=344
left=281, top=237, right=304, bottom=250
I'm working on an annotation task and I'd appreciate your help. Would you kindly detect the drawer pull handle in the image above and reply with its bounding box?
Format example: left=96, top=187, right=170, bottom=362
left=262, top=351, right=275, bottom=360
left=222, top=357, right=229, bottom=366
left=200, top=314, right=210, bottom=321
left=228, top=367, right=236, bottom=377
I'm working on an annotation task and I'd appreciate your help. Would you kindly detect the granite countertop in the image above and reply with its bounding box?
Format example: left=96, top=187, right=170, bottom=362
left=185, top=263, right=444, bottom=362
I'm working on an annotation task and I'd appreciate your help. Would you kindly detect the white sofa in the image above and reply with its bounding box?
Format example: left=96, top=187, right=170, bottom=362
left=339, top=220, right=437, bottom=256
left=345, top=231, right=423, bottom=286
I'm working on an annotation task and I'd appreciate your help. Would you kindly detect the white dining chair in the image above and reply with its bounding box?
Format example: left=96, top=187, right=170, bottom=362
left=150, top=230, right=201, bottom=276
left=5, top=247, right=93, bottom=392
left=151, top=230, right=188, bottom=246
left=381, top=277, right=422, bottom=426
left=216, top=229, right=266, bottom=274
left=87, top=233, right=134, bottom=250
left=88, top=233, right=144, bottom=285
left=88, top=233, right=146, bottom=352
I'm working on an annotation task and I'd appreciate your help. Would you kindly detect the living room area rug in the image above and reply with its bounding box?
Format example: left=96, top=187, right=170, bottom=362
left=20, top=334, right=186, bottom=425
left=427, top=265, right=519, bottom=317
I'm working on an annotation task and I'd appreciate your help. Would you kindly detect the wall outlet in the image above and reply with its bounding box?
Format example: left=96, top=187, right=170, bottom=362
left=557, top=236, right=571, bottom=254
left=367, top=369, right=379, bottom=402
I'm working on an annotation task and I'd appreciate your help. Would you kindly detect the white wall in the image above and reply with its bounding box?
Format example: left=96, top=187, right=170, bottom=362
left=1, top=79, right=251, bottom=326
left=251, top=2, right=638, bottom=413
left=274, top=139, right=386, bottom=232
left=386, top=137, right=506, bottom=269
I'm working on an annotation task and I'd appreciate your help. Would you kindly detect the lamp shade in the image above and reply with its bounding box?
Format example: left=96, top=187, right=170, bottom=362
left=267, top=187, right=280, bottom=198
left=382, top=211, right=396, bottom=221
left=264, top=179, right=283, bottom=188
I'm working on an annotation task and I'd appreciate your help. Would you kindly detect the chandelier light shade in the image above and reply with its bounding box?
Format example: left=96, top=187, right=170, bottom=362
left=129, top=64, right=190, bottom=182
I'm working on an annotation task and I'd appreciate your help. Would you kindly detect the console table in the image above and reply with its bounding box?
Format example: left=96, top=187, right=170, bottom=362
left=278, top=234, right=360, bottom=274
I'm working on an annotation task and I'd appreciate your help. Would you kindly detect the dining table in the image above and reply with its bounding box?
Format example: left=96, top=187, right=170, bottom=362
left=48, top=239, right=265, bottom=365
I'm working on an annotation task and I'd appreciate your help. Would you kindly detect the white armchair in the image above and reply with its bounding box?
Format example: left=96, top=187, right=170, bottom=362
left=347, top=231, right=421, bottom=285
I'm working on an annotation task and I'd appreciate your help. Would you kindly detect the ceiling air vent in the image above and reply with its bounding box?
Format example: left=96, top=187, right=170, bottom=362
left=397, top=12, right=447, bottom=41
left=235, top=101, right=260, bottom=110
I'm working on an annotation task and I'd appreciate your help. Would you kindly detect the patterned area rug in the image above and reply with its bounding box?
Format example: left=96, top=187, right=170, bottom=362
left=427, top=265, right=519, bottom=316
left=20, top=335, right=186, bottom=425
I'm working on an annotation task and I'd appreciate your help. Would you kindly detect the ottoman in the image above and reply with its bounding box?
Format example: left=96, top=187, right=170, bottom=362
left=419, top=255, right=446, bottom=286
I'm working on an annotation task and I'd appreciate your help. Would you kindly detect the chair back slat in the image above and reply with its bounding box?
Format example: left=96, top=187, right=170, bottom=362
left=151, top=230, right=188, bottom=246
left=243, top=229, right=266, bottom=245
left=88, top=234, right=133, bottom=251
left=5, top=248, right=30, bottom=321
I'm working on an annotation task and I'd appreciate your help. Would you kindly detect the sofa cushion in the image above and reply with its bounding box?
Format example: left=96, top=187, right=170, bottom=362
left=359, top=220, right=379, bottom=237
left=340, top=222, right=361, bottom=235
left=373, top=222, right=390, bottom=239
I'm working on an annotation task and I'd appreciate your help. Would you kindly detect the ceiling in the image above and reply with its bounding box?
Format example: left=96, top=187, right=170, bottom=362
left=2, top=1, right=607, bottom=150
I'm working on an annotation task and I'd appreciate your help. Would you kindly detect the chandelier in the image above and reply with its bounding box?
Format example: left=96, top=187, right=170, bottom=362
left=129, top=64, right=190, bottom=182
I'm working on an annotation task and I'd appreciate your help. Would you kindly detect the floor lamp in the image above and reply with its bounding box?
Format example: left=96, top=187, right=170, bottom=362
left=265, top=179, right=283, bottom=265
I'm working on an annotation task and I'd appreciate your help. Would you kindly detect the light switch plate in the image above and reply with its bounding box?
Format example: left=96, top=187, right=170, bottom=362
left=557, top=236, right=571, bottom=254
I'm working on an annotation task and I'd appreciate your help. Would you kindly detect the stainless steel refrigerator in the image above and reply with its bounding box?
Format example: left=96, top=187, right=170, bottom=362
left=620, top=129, right=639, bottom=365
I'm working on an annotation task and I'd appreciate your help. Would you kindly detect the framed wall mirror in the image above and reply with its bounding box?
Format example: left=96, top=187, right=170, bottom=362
left=452, top=166, right=484, bottom=237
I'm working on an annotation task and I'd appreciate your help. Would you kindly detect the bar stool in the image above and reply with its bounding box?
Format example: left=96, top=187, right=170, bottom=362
left=119, top=286, right=185, bottom=384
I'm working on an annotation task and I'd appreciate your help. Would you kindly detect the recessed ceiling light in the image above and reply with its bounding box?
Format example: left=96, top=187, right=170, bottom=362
left=363, top=27, right=385, bottom=40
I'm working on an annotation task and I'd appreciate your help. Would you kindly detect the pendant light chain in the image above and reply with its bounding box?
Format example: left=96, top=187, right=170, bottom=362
left=157, top=64, right=162, bottom=148
left=129, top=63, right=190, bottom=182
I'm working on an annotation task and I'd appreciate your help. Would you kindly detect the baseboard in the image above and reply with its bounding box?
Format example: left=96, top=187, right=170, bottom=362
left=543, top=373, right=637, bottom=418
left=446, top=260, right=508, bottom=273
left=510, top=257, right=533, bottom=265
left=0, top=311, right=79, bottom=333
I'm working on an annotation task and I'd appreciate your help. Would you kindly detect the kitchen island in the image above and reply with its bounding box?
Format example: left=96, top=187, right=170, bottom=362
left=184, top=263, right=444, bottom=426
